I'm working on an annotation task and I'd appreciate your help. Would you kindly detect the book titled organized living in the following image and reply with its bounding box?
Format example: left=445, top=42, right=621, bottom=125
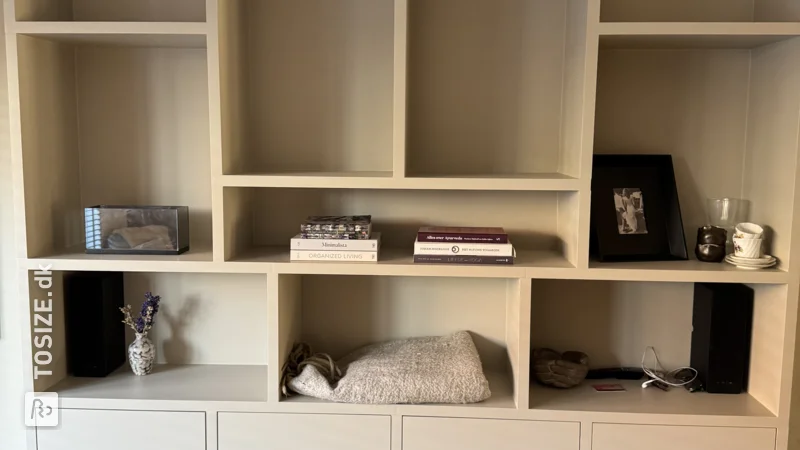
left=291, top=216, right=380, bottom=263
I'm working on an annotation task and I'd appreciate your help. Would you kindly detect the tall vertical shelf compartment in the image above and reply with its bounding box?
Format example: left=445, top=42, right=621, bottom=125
left=6, top=1, right=800, bottom=450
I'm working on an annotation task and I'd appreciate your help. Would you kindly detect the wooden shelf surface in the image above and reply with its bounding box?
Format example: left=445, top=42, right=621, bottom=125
left=600, top=22, right=800, bottom=48
left=279, top=371, right=516, bottom=412
left=23, top=246, right=791, bottom=283
left=222, top=172, right=580, bottom=191
left=530, top=380, right=776, bottom=423
left=12, top=21, right=207, bottom=47
left=50, top=364, right=269, bottom=408
left=230, top=247, right=573, bottom=278
left=23, top=243, right=220, bottom=273
left=587, top=259, right=791, bottom=284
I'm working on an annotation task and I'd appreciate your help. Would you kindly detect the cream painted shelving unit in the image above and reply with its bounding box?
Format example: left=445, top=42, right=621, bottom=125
left=6, top=0, right=800, bottom=450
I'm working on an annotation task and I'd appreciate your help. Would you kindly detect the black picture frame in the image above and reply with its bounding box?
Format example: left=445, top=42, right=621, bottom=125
left=590, top=155, right=688, bottom=262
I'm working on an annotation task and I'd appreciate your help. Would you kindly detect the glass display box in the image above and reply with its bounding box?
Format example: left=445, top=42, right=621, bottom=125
left=84, top=206, right=190, bottom=255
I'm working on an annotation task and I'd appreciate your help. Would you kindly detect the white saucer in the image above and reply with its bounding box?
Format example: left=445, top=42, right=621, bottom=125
left=724, top=260, right=775, bottom=268
left=726, top=254, right=775, bottom=264
left=724, top=254, right=777, bottom=270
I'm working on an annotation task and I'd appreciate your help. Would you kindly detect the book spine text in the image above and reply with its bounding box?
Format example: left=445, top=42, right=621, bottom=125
left=413, top=255, right=514, bottom=265
left=414, top=241, right=514, bottom=256
left=417, top=233, right=508, bottom=244
left=292, top=238, right=380, bottom=251
left=292, top=250, right=379, bottom=262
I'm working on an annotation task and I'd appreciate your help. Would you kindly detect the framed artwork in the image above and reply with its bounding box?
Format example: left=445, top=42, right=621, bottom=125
left=590, top=155, right=688, bottom=262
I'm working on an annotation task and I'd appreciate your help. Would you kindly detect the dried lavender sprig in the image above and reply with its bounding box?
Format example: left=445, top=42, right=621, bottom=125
left=120, top=292, right=162, bottom=334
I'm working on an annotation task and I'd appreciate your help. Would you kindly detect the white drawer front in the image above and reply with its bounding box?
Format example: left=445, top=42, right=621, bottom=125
left=403, top=417, right=580, bottom=450
left=593, top=424, right=776, bottom=450
left=37, top=409, right=205, bottom=450
left=218, top=412, right=391, bottom=450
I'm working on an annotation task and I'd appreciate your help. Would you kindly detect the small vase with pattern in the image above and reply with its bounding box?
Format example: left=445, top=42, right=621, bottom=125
left=128, top=333, right=155, bottom=376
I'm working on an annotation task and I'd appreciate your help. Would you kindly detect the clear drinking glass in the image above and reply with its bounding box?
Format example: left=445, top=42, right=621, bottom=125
left=706, top=198, right=748, bottom=248
left=706, top=198, right=745, bottom=227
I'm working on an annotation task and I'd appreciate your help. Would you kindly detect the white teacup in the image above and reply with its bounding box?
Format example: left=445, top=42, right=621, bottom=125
left=734, top=222, right=764, bottom=240
left=733, top=237, right=763, bottom=258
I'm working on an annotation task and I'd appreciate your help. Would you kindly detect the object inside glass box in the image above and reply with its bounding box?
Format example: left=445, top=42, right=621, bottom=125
left=84, top=206, right=190, bottom=255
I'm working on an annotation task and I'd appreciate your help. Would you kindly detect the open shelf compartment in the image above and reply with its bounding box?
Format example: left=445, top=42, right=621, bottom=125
left=270, top=274, right=529, bottom=409
left=14, top=34, right=213, bottom=259
left=30, top=271, right=268, bottom=407
left=13, top=0, right=207, bottom=22
left=405, top=0, right=591, bottom=180
left=222, top=187, right=581, bottom=271
left=219, top=0, right=396, bottom=176
left=529, top=280, right=786, bottom=421
left=593, top=38, right=800, bottom=270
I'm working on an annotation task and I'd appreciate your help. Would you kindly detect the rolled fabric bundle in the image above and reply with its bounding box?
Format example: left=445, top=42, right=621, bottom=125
left=532, top=348, right=589, bottom=389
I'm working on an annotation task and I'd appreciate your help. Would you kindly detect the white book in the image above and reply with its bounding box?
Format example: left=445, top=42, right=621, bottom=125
left=414, top=239, right=515, bottom=257
left=291, top=232, right=381, bottom=251
left=291, top=249, right=379, bottom=262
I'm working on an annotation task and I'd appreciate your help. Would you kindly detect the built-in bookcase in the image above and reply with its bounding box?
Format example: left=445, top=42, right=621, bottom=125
left=6, top=1, right=800, bottom=450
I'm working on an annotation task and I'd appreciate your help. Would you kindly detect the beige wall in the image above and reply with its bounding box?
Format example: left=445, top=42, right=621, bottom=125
left=0, top=3, right=27, bottom=449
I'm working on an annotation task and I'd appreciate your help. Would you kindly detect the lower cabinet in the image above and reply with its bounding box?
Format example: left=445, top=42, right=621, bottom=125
left=37, top=409, right=205, bottom=450
left=402, top=417, right=580, bottom=450
left=592, top=424, right=777, bottom=450
left=218, top=412, right=391, bottom=450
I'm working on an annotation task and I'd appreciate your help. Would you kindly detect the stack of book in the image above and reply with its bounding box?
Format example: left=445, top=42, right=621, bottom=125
left=291, top=215, right=380, bottom=262
left=413, top=227, right=515, bottom=265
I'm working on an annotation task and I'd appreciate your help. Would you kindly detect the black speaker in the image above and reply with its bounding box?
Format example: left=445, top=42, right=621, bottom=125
left=64, top=272, right=126, bottom=377
left=691, top=283, right=754, bottom=394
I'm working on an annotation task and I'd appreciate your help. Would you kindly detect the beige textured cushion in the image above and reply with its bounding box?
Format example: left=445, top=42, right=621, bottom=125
left=288, top=331, right=492, bottom=404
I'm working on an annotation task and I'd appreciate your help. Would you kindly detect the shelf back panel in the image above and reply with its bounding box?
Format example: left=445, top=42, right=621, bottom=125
left=532, top=280, right=694, bottom=370
left=602, top=0, right=800, bottom=22
left=755, top=0, right=800, bottom=21
left=14, top=0, right=207, bottom=21
left=601, top=0, right=755, bottom=22
left=300, top=275, right=512, bottom=373
left=406, top=0, right=567, bottom=176
left=123, top=273, right=269, bottom=366
left=237, top=0, right=395, bottom=174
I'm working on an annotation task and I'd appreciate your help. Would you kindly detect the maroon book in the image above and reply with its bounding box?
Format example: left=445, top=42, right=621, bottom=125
left=413, top=255, right=514, bottom=265
left=417, top=226, right=508, bottom=244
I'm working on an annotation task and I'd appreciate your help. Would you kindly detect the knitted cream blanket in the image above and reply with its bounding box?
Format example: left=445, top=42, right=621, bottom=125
left=287, top=331, right=491, bottom=404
